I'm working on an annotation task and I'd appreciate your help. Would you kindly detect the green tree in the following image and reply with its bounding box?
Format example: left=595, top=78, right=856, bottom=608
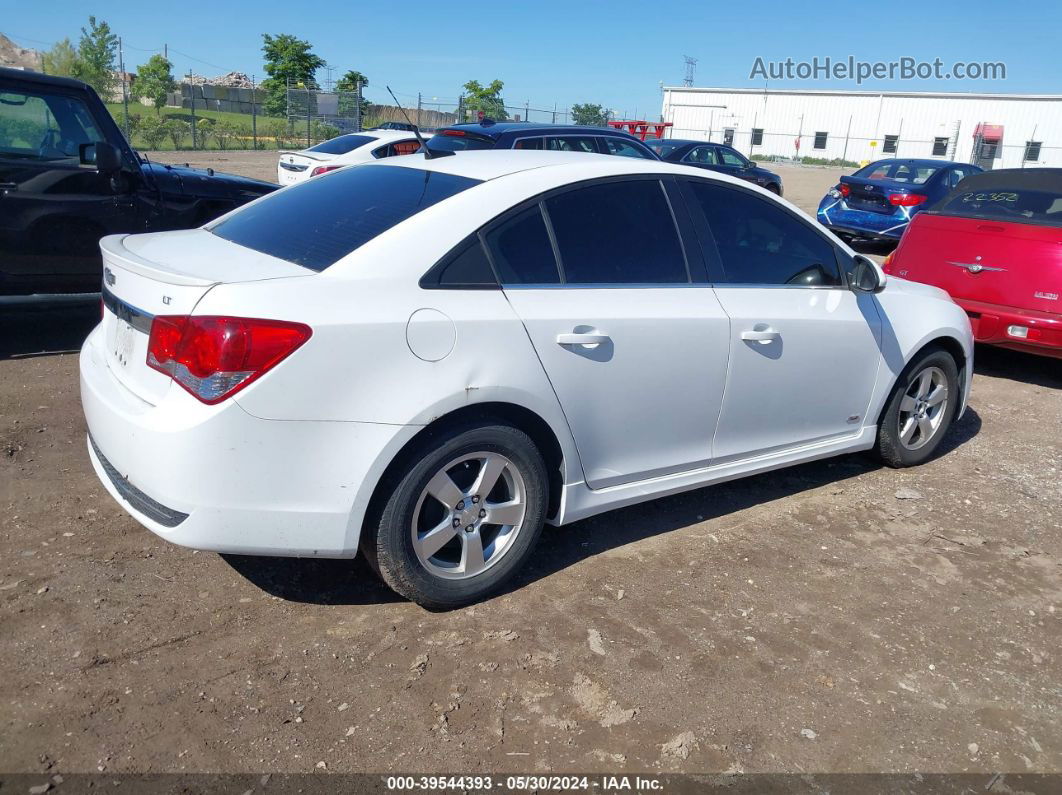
left=336, top=69, right=369, bottom=121
left=164, top=118, right=190, bottom=149
left=71, top=16, right=118, bottom=97
left=260, top=33, right=325, bottom=117
left=571, top=103, right=607, bottom=127
left=462, top=79, right=507, bottom=122
left=139, top=115, right=168, bottom=150
left=41, top=38, right=80, bottom=78
left=136, top=54, right=175, bottom=114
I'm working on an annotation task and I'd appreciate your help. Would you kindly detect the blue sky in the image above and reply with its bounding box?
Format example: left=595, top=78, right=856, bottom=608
left=6, top=0, right=1061, bottom=118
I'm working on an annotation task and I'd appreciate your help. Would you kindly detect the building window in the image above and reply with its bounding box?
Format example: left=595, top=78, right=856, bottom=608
left=1024, top=141, right=1042, bottom=161
left=883, top=135, right=898, bottom=153
left=813, top=131, right=828, bottom=149
left=931, top=137, right=949, bottom=157
left=751, top=128, right=763, bottom=146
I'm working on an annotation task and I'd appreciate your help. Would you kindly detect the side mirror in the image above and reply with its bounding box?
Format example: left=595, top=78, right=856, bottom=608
left=849, top=254, right=885, bottom=293
left=81, top=142, right=122, bottom=174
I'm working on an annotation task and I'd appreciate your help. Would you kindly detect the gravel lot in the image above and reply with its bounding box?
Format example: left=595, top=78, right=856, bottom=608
left=1, top=152, right=1059, bottom=778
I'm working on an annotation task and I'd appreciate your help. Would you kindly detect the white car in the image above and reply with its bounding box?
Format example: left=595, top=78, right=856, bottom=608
left=276, top=129, right=421, bottom=185
left=82, top=151, right=973, bottom=609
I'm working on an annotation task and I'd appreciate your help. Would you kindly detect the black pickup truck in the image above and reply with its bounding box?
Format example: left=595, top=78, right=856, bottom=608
left=0, top=67, right=276, bottom=301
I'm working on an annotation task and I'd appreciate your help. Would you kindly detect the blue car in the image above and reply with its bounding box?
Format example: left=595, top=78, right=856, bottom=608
left=817, top=158, right=982, bottom=242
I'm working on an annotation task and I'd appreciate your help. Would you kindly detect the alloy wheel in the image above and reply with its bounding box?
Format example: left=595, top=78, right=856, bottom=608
left=897, top=366, right=949, bottom=451
left=411, top=452, right=527, bottom=580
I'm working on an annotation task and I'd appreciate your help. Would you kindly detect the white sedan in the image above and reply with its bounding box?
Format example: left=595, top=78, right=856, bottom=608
left=82, top=151, right=973, bottom=609
left=276, top=129, right=421, bottom=185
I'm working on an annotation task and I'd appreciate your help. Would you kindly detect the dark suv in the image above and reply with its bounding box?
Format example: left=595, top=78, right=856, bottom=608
left=0, top=67, right=275, bottom=301
left=427, top=121, right=660, bottom=159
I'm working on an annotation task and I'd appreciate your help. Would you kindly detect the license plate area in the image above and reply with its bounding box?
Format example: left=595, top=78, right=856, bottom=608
left=112, top=318, right=137, bottom=368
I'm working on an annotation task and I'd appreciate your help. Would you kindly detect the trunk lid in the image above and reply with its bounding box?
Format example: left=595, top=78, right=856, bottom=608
left=840, top=175, right=922, bottom=215
left=890, top=213, right=1062, bottom=315
left=278, top=150, right=336, bottom=175
left=99, top=230, right=310, bottom=405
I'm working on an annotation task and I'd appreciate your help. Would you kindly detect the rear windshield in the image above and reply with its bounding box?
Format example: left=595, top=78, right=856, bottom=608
left=306, top=134, right=376, bottom=154
left=426, top=131, right=495, bottom=152
left=855, top=161, right=939, bottom=184
left=644, top=140, right=685, bottom=158
left=936, top=187, right=1062, bottom=226
left=210, top=165, right=482, bottom=271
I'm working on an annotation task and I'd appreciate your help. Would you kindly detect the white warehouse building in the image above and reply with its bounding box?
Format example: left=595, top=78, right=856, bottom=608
left=660, top=87, right=1062, bottom=169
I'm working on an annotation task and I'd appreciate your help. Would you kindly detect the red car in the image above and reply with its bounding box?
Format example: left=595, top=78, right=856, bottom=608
left=884, top=168, right=1061, bottom=359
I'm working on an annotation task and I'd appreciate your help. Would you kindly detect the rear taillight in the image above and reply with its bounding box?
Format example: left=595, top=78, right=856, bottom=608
left=147, top=315, right=311, bottom=404
left=888, top=192, right=927, bottom=207
left=838, top=183, right=851, bottom=198
left=441, top=129, right=466, bottom=137
left=310, top=165, right=342, bottom=177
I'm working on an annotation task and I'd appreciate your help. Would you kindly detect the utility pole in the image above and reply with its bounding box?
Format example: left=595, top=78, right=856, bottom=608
left=416, top=92, right=422, bottom=129
left=251, top=74, right=258, bottom=150
left=118, top=37, right=129, bottom=137
left=524, top=99, right=529, bottom=123
left=355, top=80, right=362, bottom=132
left=842, top=114, right=852, bottom=163
left=552, top=102, right=557, bottom=124
left=188, top=70, right=196, bottom=149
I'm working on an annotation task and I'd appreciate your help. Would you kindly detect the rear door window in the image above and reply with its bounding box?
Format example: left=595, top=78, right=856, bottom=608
left=544, top=179, right=688, bottom=284
left=484, top=206, right=560, bottom=284
left=210, top=165, right=481, bottom=271
left=543, top=136, right=598, bottom=153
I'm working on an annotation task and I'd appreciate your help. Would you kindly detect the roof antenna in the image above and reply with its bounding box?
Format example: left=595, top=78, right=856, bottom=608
left=386, top=85, right=452, bottom=158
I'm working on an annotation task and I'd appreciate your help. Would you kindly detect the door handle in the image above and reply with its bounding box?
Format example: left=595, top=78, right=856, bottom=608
left=740, top=327, right=780, bottom=343
left=556, top=332, right=610, bottom=346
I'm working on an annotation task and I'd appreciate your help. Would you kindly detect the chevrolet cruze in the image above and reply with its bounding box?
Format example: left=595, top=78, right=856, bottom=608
left=81, top=151, right=974, bottom=609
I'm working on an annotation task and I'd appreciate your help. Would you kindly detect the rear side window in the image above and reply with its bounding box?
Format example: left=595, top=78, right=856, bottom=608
left=307, top=134, right=376, bottom=154
left=545, top=180, right=688, bottom=284
left=602, top=137, right=655, bottom=159
left=427, top=236, right=497, bottom=288
left=937, top=187, right=1062, bottom=227
left=686, top=181, right=841, bottom=286
left=644, top=140, right=686, bottom=158
left=485, top=206, right=560, bottom=284
left=210, top=165, right=481, bottom=271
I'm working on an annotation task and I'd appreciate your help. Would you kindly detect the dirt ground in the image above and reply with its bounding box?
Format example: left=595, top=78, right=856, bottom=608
left=1, top=153, right=1060, bottom=779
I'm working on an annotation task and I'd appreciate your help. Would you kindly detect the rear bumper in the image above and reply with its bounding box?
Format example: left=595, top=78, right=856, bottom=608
left=80, top=324, right=407, bottom=557
left=956, top=298, right=1062, bottom=358
left=817, top=199, right=910, bottom=240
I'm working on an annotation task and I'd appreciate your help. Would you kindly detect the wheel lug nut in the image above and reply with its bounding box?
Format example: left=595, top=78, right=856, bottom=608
left=452, top=518, right=461, bottom=528
left=471, top=495, right=480, bottom=504
left=479, top=509, right=486, bottom=518
left=455, top=500, right=464, bottom=511
left=465, top=525, right=474, bottom=533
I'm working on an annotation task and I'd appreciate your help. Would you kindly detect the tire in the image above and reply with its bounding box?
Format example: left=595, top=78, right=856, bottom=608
left=362, top=421, right=548, bottom=609
left=765, top=183, right=781, bottom=195
left=875, top=346, right=960, bottom=468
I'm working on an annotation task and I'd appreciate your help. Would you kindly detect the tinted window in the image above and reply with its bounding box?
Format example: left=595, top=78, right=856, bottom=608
left=513, top=137, right=543, bottom=150
left=718, top=148, right=747, bottom=167
left=602, top=137, right=655, bottom=159
left=545, top=180, right=688, bottom=284
left=485, top=206, right=559, bottom=284
left=433, top=237, right=497, bottom=287
left=645, top=139, right=686, bottom=158
left=211, top=166, right=481, bottom=271
left=0, top=88, right=105, bottom=164
left=937, top=187, right=1062, bottom=227
left=544, top=136, right=597, bottom=153
left=426, top=131, right=494, bottom=152
left=307, top=134, right=376, bottom=154
left=683, top=146, right=716, bottom=165
left=857, top=161, right=939, bottom=184
left=687, top=181, right=841, bottom=286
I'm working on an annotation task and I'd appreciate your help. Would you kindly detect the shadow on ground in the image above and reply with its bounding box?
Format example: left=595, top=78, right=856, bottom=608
left=224, top=407, right=981, bottom=608
left=974, top=344, right=1061, bottom=389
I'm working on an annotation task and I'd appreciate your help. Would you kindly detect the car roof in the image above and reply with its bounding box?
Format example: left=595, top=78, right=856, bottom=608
left=0, top=66, right=91, bottom=92
left=362, top=148, right=742, bottom=183
left=866, top=158, right=959, bottom=168
left=439, top=122, right=643, bottom=140
left=944, top=167, right=1061, bottom=193
left=648, top=138, right=711, bottom=147
left=362, top=129, right=421, bottom=142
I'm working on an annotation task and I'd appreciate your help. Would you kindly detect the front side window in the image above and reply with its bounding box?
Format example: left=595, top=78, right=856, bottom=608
left=210, top=165, right=481, bottom=271
left=544, top=180, right=688, bottom=284
left=644, top=139, right=686, bottom=158
left=686, top=180, right=841, bottom=287
left=718, top=148, right=747, bottom=168
left=484, top=206, right=559, bottom=284
left=602, top=137, right=655, bottom=159
left=683, top=145, right=716, bottom=165
left=0, top=88, right=104, bottom=165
